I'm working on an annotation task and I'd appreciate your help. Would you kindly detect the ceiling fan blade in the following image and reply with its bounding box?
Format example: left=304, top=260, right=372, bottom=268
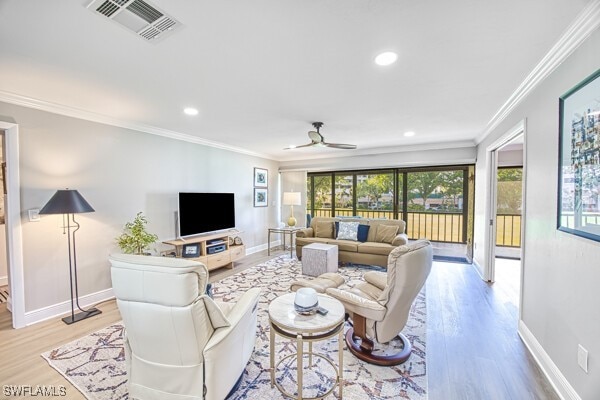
left=323, top=142, right=357, bottom=149
left=288, top=122, right=357, bottom=150
left=283, top=143, right=317, bottom=150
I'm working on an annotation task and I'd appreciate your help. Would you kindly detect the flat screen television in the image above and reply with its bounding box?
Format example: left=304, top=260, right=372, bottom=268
left=178, top=192, right=235, bottom=237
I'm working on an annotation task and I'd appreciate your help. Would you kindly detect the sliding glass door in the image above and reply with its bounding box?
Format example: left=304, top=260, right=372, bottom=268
left=406, top=169, right=466, bottom=243
left=307, top=166, right=471, bottom=245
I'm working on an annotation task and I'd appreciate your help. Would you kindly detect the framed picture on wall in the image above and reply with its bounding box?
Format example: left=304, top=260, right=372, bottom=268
left=254, top=167, right=268, bottom=187
left=254, top=188, right=268, bottom=207
left=557, top=68, right=600, bottom=242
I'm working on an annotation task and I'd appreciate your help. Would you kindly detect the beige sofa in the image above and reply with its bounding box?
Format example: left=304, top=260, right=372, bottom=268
left=296, top=217, right=409, bottom=268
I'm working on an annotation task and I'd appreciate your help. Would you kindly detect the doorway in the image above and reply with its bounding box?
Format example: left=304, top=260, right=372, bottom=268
left=484, top=120, right=526, bottom=316
left=0, top=132, right=8, bottom=301
left=0, top=121, right=25, bottom=328
left=493, top=143, right=524, bottom=308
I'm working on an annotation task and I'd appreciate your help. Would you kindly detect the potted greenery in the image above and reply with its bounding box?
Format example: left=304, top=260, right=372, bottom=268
left=117, top=212, right=159, bottom=255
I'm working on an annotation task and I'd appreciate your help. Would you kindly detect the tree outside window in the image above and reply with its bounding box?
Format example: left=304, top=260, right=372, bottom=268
left=407, top=171, right=463, bottom=212
left=313, top=175, right=332, bottom=216
left=356, top=173, right=394, bottom=212
left=497, top=168, right=522, bottom=214
left=335, top=175, right=353, bottom=215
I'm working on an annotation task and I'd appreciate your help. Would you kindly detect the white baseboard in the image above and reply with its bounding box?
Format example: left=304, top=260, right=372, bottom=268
left=24, top=288, right=115, bottom=326
left=518, top=320, right=581, bottom=400
left=246, top=240, right=282, bottom=255
left=0, top=275, right=7, bottom=286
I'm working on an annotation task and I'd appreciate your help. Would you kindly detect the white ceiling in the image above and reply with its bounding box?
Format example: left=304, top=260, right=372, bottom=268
left=0, top=0, right=590, bottom=161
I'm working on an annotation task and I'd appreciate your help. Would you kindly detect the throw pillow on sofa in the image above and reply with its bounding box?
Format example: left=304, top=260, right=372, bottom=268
left=335, top=222, right=370, bottom=242
left=337, top=221, right=360, bottom=241
left=314, top=221, right=335, bottom=238
left=357, top=224, right=370, bottom=242
left=375, top=224, right=399, bottom=244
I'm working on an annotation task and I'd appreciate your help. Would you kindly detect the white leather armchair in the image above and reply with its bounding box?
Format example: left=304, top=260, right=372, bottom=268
left=109, top=254, right=261, bottom=400
left=326, top=240, right=432, bottom=366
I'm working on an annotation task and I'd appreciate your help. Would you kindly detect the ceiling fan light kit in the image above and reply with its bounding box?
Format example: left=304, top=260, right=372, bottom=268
left=285, top=122, right=357, bottom=150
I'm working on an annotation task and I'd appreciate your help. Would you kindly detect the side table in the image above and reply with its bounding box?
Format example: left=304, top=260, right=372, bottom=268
left=302, top=243, right=339, bottom=277
left=268, top=292, right=345, bottom=399
left=268, top=227, right=303, bottom=258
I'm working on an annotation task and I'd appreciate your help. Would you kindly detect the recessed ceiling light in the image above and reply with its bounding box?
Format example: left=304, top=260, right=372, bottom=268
left=404, top=131, right=415, bottom=137
left=375, top=52, right=398, bottom=66
left=183, top=107, right=199, bottom=116
left=288, top=145, right=297, bottom=149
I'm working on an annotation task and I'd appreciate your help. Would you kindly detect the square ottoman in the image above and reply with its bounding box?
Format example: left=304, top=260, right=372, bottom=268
left=302, top=243, right=338, bottom=277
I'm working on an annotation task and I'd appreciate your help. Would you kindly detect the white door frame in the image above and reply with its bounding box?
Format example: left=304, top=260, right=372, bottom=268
left=486, top=149, right=499, bottom=281
left=484, top=120, right=526, bottom=283
left=0, top=121, right=25, bottom=328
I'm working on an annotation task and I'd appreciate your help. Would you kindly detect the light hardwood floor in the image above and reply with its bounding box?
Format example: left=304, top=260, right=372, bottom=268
left=427, top=257, right=559, bottom=399
left=0, top=250, right=559, bottom=399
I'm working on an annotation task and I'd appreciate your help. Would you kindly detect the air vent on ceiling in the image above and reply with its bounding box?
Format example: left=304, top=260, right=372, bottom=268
left=87, top=0, right=181, bottom=42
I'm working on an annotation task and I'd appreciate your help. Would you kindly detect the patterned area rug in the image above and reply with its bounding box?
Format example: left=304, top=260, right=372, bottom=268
left=42, top=256, right=427, bottom=400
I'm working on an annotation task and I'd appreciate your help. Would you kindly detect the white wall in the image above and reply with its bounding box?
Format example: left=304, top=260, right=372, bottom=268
left=498, top=148, right=523, bottom=167
left=472, top=29, right=600, bottom=399
left=0, top=102, right=279, bottom=313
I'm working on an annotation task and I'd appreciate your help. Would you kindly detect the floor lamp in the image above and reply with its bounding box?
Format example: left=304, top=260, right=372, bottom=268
left=40, top=189, right=101, bottom=325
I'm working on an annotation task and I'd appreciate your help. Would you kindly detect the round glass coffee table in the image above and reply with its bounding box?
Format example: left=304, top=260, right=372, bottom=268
left=268, top=292, right=345, bottom=399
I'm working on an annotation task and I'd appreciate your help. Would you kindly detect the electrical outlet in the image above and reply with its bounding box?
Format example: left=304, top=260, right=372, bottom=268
left=28, top=209, right=40, bottom=222
left=578, top=344, right=588, bottom=373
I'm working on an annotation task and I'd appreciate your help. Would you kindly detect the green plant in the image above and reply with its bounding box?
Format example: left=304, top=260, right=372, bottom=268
left=117, top=212, right=159, bottom=254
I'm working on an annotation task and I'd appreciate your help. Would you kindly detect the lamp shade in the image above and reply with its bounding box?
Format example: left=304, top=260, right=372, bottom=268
left=282, top=192, right=301, bottom=206
left=39, top=189, right=95, bottom=215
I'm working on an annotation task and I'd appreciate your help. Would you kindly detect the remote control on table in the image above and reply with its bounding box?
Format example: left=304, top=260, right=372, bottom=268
left=316, top=306, right=329, bottom=315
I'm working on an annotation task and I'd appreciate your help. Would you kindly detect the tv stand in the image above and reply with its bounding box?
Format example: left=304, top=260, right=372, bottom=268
left=163, top=230, right=245, bottom=272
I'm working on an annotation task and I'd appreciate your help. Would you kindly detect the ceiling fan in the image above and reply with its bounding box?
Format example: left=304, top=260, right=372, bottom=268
left=285, top=122, right=357, bottom=150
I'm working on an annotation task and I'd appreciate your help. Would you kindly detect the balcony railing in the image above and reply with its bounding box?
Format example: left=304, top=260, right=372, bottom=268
left=310, top=208, right=528, bottom=247
left=407, top=212, right=464, bottom=243
left=310, top=208, right=465, bottom=243
left=496, top=214, right=521, bottom=247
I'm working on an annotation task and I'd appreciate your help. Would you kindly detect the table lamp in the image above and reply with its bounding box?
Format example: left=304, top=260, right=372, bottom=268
left=39, top=189, right=100, bottom=325
left=282, top=192, right=301, bottom=227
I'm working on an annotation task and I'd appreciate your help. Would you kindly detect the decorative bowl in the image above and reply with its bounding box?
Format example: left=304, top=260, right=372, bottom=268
left=294, top=287, right=318, bottom=314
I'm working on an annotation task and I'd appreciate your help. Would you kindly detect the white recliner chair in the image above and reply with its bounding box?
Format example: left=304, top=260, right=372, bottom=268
left=326, top=240, right=432, bottom=366
left=109, top=254, right=261, bottom=400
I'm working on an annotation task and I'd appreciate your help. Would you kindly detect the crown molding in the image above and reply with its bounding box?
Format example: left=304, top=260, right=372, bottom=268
left=476, top=0, right=600, bottom=144
left=0, top=90, right=275, bottom=161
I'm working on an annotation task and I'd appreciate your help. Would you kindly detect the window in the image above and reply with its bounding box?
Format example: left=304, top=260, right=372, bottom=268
left=308, top=166, right=470, bottom=243
left=406, top=169, right=465, bottom=242
left=496, top=167, right=523, bottom=247
left=310, top=174, right=332, bottom=217
left=356, top=172, right=394, bottom=218
left=334, top=174, right=353, bottom=216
